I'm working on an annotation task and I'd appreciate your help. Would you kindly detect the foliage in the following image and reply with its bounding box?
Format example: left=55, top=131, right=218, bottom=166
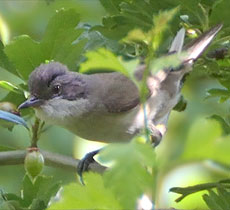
left=0, top=0, right=229, bottom=209
left=170, top=179, right=230, bottom=210
left=0, top=175, right=60, bottom=210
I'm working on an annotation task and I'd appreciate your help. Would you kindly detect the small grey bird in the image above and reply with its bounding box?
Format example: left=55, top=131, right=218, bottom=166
left=19, top=24, right=222, bottom=174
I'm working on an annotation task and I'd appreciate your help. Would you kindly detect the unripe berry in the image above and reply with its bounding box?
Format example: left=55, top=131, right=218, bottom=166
left=24, top=150, right=44, bottom=179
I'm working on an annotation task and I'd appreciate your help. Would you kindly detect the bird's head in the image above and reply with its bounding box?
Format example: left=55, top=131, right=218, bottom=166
left=19, top=62, right=86, bottom=110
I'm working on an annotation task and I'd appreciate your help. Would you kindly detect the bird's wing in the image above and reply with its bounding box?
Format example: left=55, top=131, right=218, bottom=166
left=87, top=72, right=141, bottom=113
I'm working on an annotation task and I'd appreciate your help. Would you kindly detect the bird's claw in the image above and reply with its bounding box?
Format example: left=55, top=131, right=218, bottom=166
left=77, top=149, right=100, bottom=184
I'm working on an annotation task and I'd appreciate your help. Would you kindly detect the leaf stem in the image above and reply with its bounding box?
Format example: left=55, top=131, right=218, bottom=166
left=31, top=117, right=44, bottom=147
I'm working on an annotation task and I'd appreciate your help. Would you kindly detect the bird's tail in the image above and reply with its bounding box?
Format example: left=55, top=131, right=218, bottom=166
left=170, top=24, right=223, bottom=62
left=184, top=24, right=223, bottom=62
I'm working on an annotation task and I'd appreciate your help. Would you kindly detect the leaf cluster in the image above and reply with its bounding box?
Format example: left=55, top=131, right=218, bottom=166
left=0, top=175, right=60, bottom=210
left=170, top=179, right=230, bottom=210
left=49, top=140, right=156, bottom=210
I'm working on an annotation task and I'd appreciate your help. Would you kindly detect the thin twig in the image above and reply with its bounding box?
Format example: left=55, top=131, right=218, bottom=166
left=31, top=117, right=41, bottom=147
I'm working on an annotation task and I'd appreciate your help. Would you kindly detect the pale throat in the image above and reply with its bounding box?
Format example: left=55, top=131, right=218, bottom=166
left=34, top=97, right=91, bottom=126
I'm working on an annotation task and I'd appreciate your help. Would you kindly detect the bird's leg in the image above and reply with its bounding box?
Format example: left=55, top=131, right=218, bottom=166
left=148, top=122, right=167, bottom=147
left=77, top=149, right=101, bottom=184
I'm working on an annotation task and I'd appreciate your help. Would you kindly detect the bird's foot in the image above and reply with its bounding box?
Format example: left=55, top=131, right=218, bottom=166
left=77, top=149, right=100, bottom=184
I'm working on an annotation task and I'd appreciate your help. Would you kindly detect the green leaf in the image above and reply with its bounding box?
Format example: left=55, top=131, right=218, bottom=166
left=182, top=118, right=230, bottom=164
left=99, top=0, right=121, bottom=15
left=151, top=8, right=178, bottom=51
left=209, top=0, right=230, bottom=27
left=0, top=200, right=23, bottom=210
left=48, top=173, right=121, bottom=210
left=80, top=48, right=131, bottom=77
left=22, top=174, right=61, bottom=208
left=216, top=187, right=230, bottom=209
left=4, top=35, right=44, bottom=81
left=206, top=88, right=230, bottom=101
left=0, top=81, right=22, bottom=94
left=0, top=40, right=18, bottom=77
left=99, top=141, right=155, bottom=209
left=150, top=52, right=186, bottom=74
left=203, top=193, right=223, bottom=210
left=94, top=0, right=155, bottom=41
left=0, top=110, right=28, bottom=129
left=2, top=193, right=22, bottom=203
left=41, top=9, right=86, bottom=70
left=207, top=189, right=226, bottom=210
left=208, top=114, right=230, bottom=136
left=173, top=95, right=187, bottom=112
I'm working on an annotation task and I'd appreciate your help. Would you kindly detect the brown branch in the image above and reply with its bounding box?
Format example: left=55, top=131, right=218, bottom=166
left=0, top=150, right=106, bottom=174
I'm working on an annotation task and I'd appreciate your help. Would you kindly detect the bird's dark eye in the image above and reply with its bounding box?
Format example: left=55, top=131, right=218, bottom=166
left=52, top=84, right=61, bottom=95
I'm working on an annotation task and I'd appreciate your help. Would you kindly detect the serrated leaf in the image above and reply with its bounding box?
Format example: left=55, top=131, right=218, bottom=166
left=150, top=52, right=186, bottom=74
left=41, top=9, right=86, bottom=70
left=4, top=35, right=44, bottom=81
left=80, top=48, right=131, bottom=77
left=207, top=189, right=226, bottom=210
left=151, top=8, right=178, bottom=51
left=203, top=193, right=223, bottom=210
left=216, top=187, right=230, bottom=208
left=48, top=173, right=121, bottom=210
left=99, top=141, right=155, bottom=209
left=0, top=110, right=28, bottom=129
left=99, top=0, right=121, bottom=15
left=22, top=174, right=60, bottom=208
left=94, top=0, right=155, bottom=41
left=0, top=81, right=22, bottom=94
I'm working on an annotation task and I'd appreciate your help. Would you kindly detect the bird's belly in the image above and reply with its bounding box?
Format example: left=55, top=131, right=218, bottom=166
left=66, top=109, right=141, bottom=143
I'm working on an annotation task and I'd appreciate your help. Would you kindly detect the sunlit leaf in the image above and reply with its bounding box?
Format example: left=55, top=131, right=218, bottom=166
left=48, top=173, right=121, bottom=210
left=0, top=81, right=21, bottom=94
left=99, top=141, right=155, bottom=209
left=150, top=52, right=186, bottom=74
left=80, top=48, right=131, bottom=77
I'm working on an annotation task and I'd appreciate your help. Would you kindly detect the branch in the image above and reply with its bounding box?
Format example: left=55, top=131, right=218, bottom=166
left=0, top=150, right=106, bottom=174
left=170, top=180, right=230, bottom=202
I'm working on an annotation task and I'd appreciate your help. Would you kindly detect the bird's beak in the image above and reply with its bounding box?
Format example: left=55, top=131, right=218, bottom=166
left=18, top=96, right=44, bottom=110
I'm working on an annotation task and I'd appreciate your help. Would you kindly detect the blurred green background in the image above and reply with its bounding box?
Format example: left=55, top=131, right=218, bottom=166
left=0, top=1, right=229, bottom=209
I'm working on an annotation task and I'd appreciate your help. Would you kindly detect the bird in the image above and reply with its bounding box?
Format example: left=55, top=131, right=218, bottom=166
left=18, top=24, right=223, bottom=175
